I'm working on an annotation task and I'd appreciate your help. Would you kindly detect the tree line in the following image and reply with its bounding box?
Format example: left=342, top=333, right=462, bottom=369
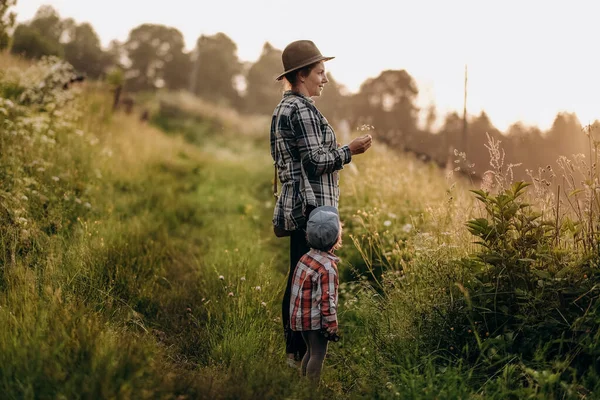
left=3, top=3, right=597, bottom=180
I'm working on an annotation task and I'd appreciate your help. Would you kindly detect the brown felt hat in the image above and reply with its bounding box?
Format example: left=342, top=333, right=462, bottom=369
left=275, top=40, right=334, bottom=81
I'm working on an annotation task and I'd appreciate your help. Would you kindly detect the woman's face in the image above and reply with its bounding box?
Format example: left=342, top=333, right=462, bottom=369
left=304, top=61, right=329, bottom=97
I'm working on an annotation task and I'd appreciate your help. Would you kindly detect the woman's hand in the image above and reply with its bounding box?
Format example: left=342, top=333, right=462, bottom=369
left=348, top=134, right=372, bottom=155
left=327, top=326, right=338, bottom=335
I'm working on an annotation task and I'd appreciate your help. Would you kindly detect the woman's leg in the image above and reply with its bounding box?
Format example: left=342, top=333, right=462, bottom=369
left=282, top=228, right=309, bottom=361
left=303, top=330, right=329, bottom=383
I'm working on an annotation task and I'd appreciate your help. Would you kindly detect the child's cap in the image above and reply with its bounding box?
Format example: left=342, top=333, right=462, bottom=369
left=307, top=206, right=340, bottom=251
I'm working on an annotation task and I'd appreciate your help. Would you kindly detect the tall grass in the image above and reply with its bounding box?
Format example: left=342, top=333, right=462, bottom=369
left=2, top=53, right=599, bottom=399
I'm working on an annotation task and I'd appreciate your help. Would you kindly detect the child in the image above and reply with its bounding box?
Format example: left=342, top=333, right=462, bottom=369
left=289, top=206, right=342, bottom=383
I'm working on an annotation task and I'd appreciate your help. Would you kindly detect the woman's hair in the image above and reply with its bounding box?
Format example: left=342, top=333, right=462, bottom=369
left=283, top=62, right=319, bottom=88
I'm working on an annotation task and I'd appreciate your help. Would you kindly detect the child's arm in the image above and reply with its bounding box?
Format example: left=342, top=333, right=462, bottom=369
left=320, top=265, right=338, bottom=331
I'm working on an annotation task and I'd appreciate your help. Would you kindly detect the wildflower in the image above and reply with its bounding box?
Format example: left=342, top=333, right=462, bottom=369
left=387, top=212, right=397, bottom=219
left=20, top=195, right=28, bottom=201
left=218, top=275, right=225, bottom=280
left=402, top=223, right=413, bottom=233
left=228, top=292, right=234, bottom=297
left=255, top=286, right=261, bottom=291
left=186, top=308, right=192, bottom=313
left=51, top=176, right=59, bottom=182
left=240, top=277, right=246, bottom=281
left=75, top=198, right=82, bottom=204
left=261, top=302, right=267, bottom=307
left=383, top=220, right=392, bottom=227
left=84, top=202, right=91, bottom=209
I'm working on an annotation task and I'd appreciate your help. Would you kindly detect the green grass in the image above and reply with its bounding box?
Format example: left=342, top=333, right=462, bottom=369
left=2, top=54, right=600, bottom=399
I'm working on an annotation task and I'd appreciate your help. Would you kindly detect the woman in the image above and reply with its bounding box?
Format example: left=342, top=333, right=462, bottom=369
left=270, top=39, right=372, bottom=366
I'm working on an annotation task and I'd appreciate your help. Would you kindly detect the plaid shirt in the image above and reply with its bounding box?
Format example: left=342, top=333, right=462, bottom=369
left=271, top=91, right=352, bottom=231
left=289, top=249, right=339, bottom=331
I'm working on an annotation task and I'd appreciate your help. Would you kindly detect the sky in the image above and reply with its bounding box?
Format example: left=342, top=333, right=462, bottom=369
left=13, top=0, right=599, bottom=132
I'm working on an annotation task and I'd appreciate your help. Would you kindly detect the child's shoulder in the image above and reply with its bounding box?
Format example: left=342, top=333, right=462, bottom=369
left=306, top=249, right=339, bottom=271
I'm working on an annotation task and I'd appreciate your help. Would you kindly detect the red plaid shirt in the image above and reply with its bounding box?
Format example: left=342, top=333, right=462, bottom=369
left=289, top=249, right=339, bottom=331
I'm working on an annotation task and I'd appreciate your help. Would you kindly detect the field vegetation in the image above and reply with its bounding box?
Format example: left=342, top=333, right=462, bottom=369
left=1, top=54, right=599, bottom=399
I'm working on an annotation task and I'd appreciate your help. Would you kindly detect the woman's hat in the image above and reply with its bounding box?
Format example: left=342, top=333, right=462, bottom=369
left=275, top=40, right=334, bottom=81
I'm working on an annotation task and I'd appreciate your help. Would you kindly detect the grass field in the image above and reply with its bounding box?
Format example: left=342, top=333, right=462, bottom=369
left=1, top=54, right=600, bottom=399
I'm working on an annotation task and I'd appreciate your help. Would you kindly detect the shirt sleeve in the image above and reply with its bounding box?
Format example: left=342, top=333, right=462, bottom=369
left=291, top=104, right=352, bottom=177
left=320, top=266, right=338, bottom=329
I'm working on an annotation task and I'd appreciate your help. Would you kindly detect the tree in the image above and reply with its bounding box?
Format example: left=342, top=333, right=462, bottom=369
left=11, top=23, right=63, bottom=58
left=63, top=22, right=108, bottom=78
left=351, top=69, right=419, bottom=145
left=466, top=111, right=502, bottom=174
left=191, top=32, right=241, bottom=105
left=10, top=5, right=64, bottom=59
left=162, top=44, right=191, bottom=90
left=124, top=23, right=189, bottom=91
left=29, top=5, right=63, bottom=43
left=243, top=42, right=282, bottom=114
left=0, top=0, right=16, bottom=50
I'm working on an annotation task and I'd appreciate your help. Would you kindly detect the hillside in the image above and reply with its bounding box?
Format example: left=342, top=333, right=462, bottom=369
left=1, top=54, right=600, bottom=399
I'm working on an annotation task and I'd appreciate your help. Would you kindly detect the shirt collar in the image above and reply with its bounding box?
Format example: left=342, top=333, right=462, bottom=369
left=283, top=90, right=314, bottom=104
left=310, top=248, right=339, bottom=262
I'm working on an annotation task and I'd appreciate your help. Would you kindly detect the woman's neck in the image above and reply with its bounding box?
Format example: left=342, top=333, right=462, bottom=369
left=291, top=83, right=310, bottom=98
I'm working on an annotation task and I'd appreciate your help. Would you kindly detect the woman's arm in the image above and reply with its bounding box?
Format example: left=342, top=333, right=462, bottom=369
left=292, top=106, right=351, bottom=177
